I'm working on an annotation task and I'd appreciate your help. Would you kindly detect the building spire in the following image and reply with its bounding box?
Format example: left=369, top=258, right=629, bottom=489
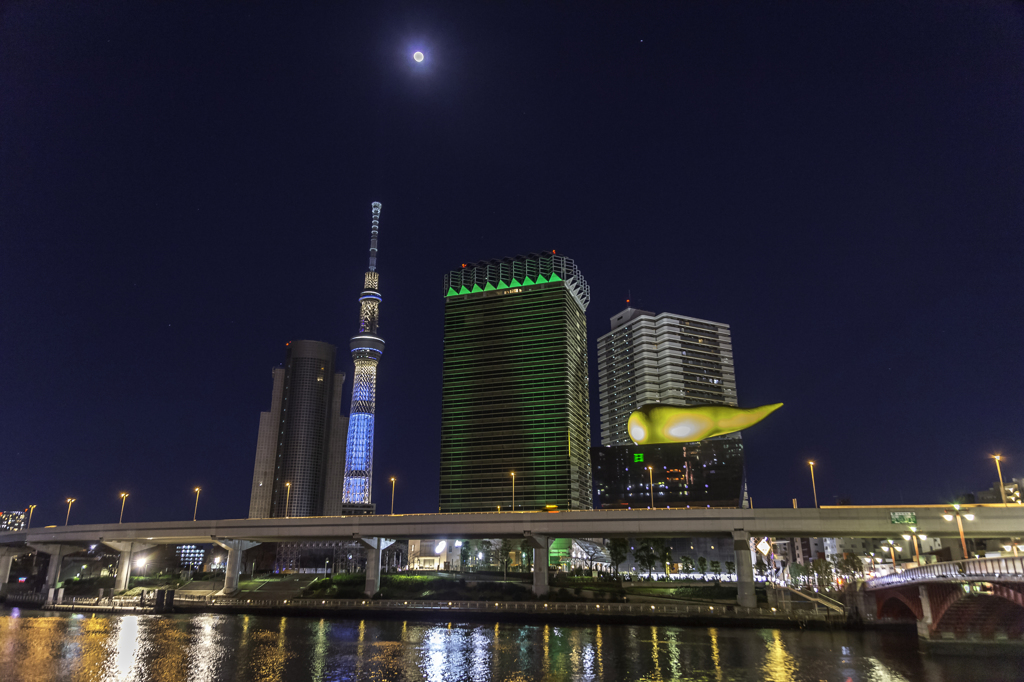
left=368, top=201, right=381, bottom=272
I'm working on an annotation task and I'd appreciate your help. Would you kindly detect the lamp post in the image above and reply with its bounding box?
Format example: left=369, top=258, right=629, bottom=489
left=511, top=472, right=515, bottom=512
left=390, top=477, right=396, bottom=515
left=942, top=505, right=975, bottom=559
left=808, top=461, right=819, bottom=509
left=648, top=466, right=655, bottom=509
left=27, top=504, right=36, bottom=529
left=883, top=540, right=902, bottom=572
left=193, top=487, right=201, bottom=521
left=285, top=482, right=292, bottom=519
left=119, top=493, right=128, bottom=524
left=901, top=527, right=926, bottom=564
left=993, top=455, right=1008, bottom=507
left=65, top=498, right=76, bottom=526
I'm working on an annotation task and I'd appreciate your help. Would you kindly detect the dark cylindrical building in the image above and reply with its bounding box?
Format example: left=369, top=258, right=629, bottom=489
left=268, top=340, right=338, bottom=518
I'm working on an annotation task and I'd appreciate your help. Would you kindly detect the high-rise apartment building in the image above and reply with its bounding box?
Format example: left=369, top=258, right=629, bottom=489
left=342, top=202, right=384, bottom=505
left=598, top=307, right=737, bottom=446
left=439, top=252, right=592, bottom=513
left=247, top=340, right=349, bottom=518
left=592, top=307, right=747, bottom=509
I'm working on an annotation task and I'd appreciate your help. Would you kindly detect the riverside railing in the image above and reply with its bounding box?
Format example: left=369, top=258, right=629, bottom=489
left=170, top=594, right=835, bottom=622
left=865, top=556, right=1024, bottom=590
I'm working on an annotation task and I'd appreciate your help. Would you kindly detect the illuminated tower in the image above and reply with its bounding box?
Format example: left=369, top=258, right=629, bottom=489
left=342, top=202, right=384, bottom=504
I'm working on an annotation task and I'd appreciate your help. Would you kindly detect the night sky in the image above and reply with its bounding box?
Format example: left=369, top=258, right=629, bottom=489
left=2, top=2, right=1022, bottom=527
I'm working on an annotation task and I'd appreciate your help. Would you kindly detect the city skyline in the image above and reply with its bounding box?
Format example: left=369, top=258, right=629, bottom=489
left=2, top=3, right=1023, bottom=525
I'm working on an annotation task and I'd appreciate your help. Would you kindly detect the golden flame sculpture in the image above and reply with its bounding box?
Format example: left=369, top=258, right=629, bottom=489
left=627, top=403, right=783, bottom=444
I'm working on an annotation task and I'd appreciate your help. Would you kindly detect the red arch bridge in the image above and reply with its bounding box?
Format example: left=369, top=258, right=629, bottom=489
left=865, top=556, right=1024, bottom=647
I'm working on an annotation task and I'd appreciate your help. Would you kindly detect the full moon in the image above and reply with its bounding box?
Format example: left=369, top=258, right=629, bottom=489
left=413, top=51, right=424, bottom=62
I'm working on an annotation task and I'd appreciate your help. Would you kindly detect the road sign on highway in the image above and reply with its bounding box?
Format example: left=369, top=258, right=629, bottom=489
left=890, top=511, right=917, bottom=524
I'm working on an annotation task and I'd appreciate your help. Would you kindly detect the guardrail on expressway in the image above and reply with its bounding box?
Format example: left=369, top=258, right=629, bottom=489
left=865, top=556, right=1024, bottom=590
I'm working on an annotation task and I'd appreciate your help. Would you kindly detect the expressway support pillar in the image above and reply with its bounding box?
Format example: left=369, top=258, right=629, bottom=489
left=28, top=544, right=75, bottom=600
left=356, top=537, right=395, bottom=597
left=101, top=541, right=156, bottom=593
left=732, top=531, right=756, bottom=609
left=0, top=547, right=20, bottom=596
left=212, top=539, right=261, bottom=595
left=525, top=534, right=551, bottom=597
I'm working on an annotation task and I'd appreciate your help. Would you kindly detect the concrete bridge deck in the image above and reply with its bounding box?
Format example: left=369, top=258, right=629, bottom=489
left=2, top=505, right=1021, bottom=607
left=1, top=505, right=1019, bottom=546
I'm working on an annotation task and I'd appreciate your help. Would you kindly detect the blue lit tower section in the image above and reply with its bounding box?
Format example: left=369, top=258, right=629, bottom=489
left=342, top=202, right=384, bottom=504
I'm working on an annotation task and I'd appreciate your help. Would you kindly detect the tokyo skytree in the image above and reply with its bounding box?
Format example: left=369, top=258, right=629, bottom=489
left=342, top=202, right=384, bottom=504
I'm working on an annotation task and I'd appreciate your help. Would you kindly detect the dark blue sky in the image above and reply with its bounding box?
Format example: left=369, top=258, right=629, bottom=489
left=2, top=2, right=1022, bottom=526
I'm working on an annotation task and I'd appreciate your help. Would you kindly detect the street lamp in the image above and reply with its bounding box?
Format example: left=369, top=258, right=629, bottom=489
left=808, top=461, right=819, bottom=508
left=942, top=505, right=975, bottom=559
left=390, top=477, right=396, bottom=515
left=27, top=504, right=36, bottom=529
left=511, top=472, right=515, bottom=512
left=648, top=466, right=655, bottom=509
left=882, top=540, right=903, bottom=572
left=993, top=454, right=1008, bottom=507
left=193, top=487, right=201, bottom=522
left=900, top=527, right=926, bottom=564
left=65, top=498, right=76, bottom=526
left=119, top=493, right=129, bottom=524
left=285, top=482, right=292, bottom=519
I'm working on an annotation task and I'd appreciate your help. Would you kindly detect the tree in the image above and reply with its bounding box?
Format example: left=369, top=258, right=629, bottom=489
left=608, top=538, right=629, bottom=578
left=725, top=561, right=735, bottom=578
left=710, top=560, right=721, bottom=581
left=479, top=540, right=494, bottom=568
left=657, top=540, right=674, bottom=576
left=519, top=540, right=534, bottom=572
left=635, top=543, right=657, bottom=579
left=498, top=538, right=514, bottom=578
left=754, top=556, right=768, bottom=579
left=680, top=556, right=695, bottom=577
left=788, top=562, right=807, bottom=587
left=810, top=558, right=833, bottom=589
left=696, top=556, right=708, bottom=579
left=650, top=539, right=671, bottom=577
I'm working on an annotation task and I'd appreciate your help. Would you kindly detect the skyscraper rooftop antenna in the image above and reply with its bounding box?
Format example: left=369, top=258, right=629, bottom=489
left=368, top=201, right=381, bottom=272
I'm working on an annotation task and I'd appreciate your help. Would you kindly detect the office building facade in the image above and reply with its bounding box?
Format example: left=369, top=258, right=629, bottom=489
left=592, top=307, right=747, bottom=509
left=592, top=439, right=745, bottom=509
left=439, top=252, right=592, bottom=513
left=247, top=340, right=349, bottom=518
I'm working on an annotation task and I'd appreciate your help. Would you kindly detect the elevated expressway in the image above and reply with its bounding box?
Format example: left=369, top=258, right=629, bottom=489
left=2, top=505, right=1020, bottom=607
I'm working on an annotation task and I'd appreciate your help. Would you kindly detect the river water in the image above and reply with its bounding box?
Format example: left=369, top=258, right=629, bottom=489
left=0, top=607, right=1019, bottom=681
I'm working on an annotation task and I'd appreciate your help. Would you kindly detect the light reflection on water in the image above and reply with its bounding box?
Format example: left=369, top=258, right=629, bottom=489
left=0, top=608, right=1018, bottom=681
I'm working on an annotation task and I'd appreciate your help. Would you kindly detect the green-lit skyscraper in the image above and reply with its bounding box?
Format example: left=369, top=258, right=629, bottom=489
left=440, top=252, right=592, bottom=513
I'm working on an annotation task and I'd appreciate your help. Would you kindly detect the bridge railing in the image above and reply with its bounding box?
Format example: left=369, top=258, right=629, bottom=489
left=866, top=556, right=1024, bottom=589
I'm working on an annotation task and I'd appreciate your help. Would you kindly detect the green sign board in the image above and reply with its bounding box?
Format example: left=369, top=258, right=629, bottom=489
left=633, top=453, right=644, bottom=463
left=890, top=511, right=917, bottom=524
